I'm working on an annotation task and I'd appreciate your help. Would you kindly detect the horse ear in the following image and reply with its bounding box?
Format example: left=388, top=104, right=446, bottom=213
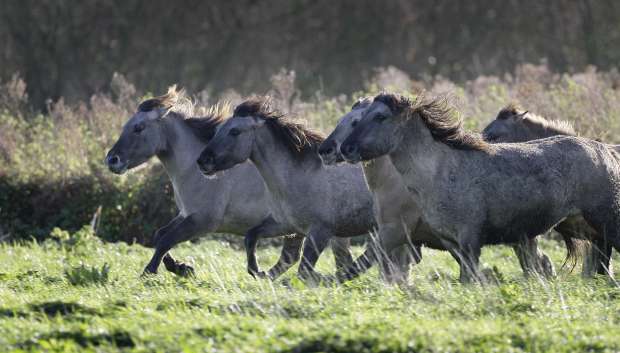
left=252, top=116, right=266, bottom=127
left=515, top=111, right=528, bottom=120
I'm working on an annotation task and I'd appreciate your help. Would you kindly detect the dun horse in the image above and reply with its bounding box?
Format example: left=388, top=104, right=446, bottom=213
left=197, top=98, right=378, bottom=282
left=483, top=105, right=617, bottom=276
left=341, top=93, right=620, bottom=282
left=320, top=98, right=423, bottom=282
left=106, top=87, right=315, bottom=278
left=319, top=99, right=555, bottom=279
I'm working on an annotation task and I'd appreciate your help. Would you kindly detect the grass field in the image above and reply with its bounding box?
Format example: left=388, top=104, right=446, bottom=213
left=1, top=231, right=620, bottom=353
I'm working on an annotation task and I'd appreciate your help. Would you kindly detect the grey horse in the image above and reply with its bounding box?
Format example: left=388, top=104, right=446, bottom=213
left=341, top=93, right=620, bottom=283
left=482, top=104, right=617, bottom=277
left=319, top=99, right=555, bottom=280
left=106, top=87, right=312, bottom=278
left=197, top=98, right=377, bottom=282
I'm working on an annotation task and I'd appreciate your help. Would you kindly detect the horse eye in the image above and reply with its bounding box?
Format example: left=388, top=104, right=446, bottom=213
left=133, top=123, right=145, bottom=133
left=229, top=128, right=241, bottom=136
left=375, top=114, right=387, bottom=122
left=351, top=120, right=358, bottom=127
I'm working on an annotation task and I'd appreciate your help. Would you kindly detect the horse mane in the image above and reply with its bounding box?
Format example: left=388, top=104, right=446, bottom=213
left=496, top=103, right=576, bottom=136
left=233, top=97, right=325, bottom=156
left=351, top=96, right=373, bottom=110
left=137, top=85, right=228, bottom=142
left=375, top=93, right=489, bottom=151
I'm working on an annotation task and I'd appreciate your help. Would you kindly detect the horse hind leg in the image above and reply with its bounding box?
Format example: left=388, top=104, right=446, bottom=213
left=583, top=208, right=620, bottom=277
left=266, top=235, right=304, bottom=280
left=512, top=237, right=556, bottom=279
left=582, top=239, right=613, bottom=277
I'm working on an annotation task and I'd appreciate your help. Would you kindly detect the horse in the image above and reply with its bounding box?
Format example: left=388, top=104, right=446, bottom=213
left=482, top=104, right=619, bottom=277
left=106, top=86, right=312, bottom=278
left=196, top=98, right=378, bottom=282
left=341, top=93, right=620, bottom=283
left=319, top=98, right=555, bottom=280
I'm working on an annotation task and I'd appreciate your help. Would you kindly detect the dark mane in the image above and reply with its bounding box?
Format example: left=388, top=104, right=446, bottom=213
left=496, top=103, right=522, bottom=120
left=180, top=112, right=225, bottom=142
left=138, top=85, right=180, bottom=112
left=234, top=98, right=325, bottom=156
left=496, top=103, right=576, bottom=136
left=351, top=96, right=373, bottom=110
left=376, top=93, right=489, bottom=151
left=137, top=85, right=228, bottom=143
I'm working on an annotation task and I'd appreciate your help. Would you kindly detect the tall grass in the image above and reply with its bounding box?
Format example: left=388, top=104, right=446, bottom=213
left=1, top=64, right=620, bottom=243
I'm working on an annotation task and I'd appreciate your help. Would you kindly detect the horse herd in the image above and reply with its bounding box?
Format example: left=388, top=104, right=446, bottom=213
left=105, top=86, right=620, bottom=284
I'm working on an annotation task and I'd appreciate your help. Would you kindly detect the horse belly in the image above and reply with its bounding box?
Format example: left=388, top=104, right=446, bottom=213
left=482, top=207, right=564, bottom=245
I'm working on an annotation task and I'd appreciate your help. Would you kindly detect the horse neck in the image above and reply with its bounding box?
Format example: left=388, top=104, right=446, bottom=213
left=157, top=118, right=207, bottom=183
left=388, top=117, right=460, bottom=193
left=250, top=126, right=319, bottom=197
left=361, top=156, right=394, bottom=189
left=523, top=119, right=572, bottom=139
left=521, top=120, right=557, bottom=140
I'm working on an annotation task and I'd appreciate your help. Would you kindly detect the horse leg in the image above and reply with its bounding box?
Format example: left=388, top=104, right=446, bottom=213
left=376, top=223, right=411, bottom=284
left=582, top=238, right=613, bottom=277
left=266, top=235, right=305, bottom=279
left=583, top=209, right=620, bottom=277
left=448, top=232, right=483, bottom=284
left=243, top=216, right=299, bottom=278
left=512, top=237, right=555, bottom=279
left=387, top=244, right=417, bottom=284
left=554, top=218, right=612, bottom=277
left=143, top=213, right=206, bottom=276
left=331, top=237, right=354, bottom=276
left=151, top=215, right=195, bottom=276
left=297, top=227, right=333, bottom=283
left=332, top=233, right=383, bottom=283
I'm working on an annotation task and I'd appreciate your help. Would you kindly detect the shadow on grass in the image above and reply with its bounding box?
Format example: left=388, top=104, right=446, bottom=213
left=19, top=330, right=135, bottom=349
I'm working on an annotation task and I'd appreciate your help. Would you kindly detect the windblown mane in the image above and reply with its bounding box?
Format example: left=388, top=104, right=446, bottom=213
left=233, top=98, right=325, bottom=155
left=375, top=93, right=489, bottom=151
left=496, top=103, right=576, bottom=136
left=351, top=96, right=373, bottom=110
left=137, top=85, right=228, bottom=142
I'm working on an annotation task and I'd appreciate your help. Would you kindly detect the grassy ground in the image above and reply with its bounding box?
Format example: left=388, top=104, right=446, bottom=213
left=1, top=234, right=620, bottom=353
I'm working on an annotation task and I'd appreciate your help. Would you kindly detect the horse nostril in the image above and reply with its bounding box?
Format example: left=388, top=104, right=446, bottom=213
left=320, top=146, right=334, bottom=155
left=343, top=144, right=357, bottom=156
left=198, top=151, right=214, bottom=166
left=107, top=155, right=120, bottom=166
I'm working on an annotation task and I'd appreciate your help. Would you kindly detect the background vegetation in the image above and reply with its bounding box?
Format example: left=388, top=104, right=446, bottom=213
left=1, top=1, right=620, bottom=107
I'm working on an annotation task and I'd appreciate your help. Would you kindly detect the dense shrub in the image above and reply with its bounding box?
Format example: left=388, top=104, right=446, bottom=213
left=1, top=64, right=620, bottom=243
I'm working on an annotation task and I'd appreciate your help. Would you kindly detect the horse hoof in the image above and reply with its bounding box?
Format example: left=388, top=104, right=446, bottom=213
left=248, top=269, right=268, bottom=279
left=141, top=268, right=157, bottom=278
left=176, top=263, right=195, bottom=278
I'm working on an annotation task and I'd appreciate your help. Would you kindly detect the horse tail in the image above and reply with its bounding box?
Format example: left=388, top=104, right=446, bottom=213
left=560, top=233, right=584, bottom=272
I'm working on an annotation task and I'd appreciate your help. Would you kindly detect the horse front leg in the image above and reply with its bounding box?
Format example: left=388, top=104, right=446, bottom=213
left=150, top=215, right=195, bottom=277
left=143, top=213, right=210, bottom=276
left=445, top=232, right=484, bottom=284
left=376, top=223, right=411, bottom=284
left=244, top=215, right=298, bottom=278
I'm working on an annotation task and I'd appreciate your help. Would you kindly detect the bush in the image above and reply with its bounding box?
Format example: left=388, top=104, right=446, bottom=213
left=1, top=65, right=620, bottom=244
left=64, top=263, right=111, bottom=286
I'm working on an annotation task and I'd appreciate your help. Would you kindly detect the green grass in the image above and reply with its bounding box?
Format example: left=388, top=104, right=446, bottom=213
left=1, top=236, right=620, bottom=353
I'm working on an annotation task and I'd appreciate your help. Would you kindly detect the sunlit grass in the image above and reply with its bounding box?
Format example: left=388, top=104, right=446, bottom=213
left=1, top=236, right=619, bottom=352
